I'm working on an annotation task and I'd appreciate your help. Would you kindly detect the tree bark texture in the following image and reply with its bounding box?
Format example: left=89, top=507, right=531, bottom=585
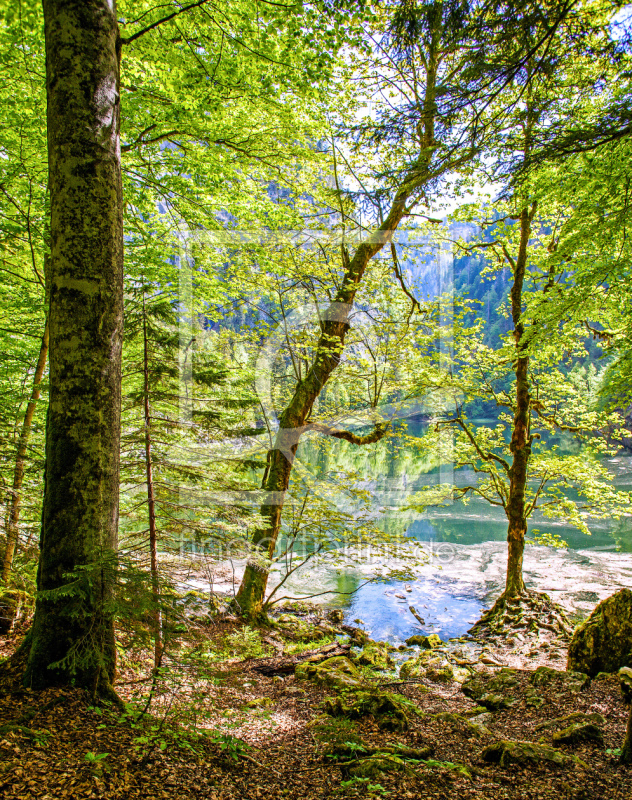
left=143, top=295, right=162, bottom=669
left=504, top=204, right=535, bottom=598
left=0, top=320, right=49, bottom=633
left=622, top=703, right=632, bottom=764
left=25, top=0, right=123, bottom=692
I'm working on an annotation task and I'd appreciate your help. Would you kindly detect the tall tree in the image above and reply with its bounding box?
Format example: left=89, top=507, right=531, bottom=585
left=232, top=0, right=581, bottom=619
left=25, top=0, right=123, bottom=694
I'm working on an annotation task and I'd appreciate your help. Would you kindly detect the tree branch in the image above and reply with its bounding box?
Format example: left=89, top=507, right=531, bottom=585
left=307, top=421, right=388, bottom=446
left=121, top=0, right=212, bottom=45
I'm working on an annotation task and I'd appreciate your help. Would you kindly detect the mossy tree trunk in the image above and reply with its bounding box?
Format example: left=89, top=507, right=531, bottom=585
left=234, top=35, right=443, bottom=620
left=0, top=319, right=49, bottom=633
left=503, top=203, right=535, bottom=599
left=25, top=0, right=123, bottom=693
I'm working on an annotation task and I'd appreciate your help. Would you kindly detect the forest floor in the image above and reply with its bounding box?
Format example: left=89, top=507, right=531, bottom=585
left=0, top=605, right=630, bottom=800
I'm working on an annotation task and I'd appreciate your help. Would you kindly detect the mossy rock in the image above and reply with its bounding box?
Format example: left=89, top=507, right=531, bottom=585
left=619, top=666, right=632, bottom=703
left=462, top=668, right=519, bottom=708
left=400, top=651, right=446, bottom=680
left=275, top=614, right=326, bottom=643
left=425, top=665, right=455, bottom=684
left=348, top=754, right=406, bottom=778
left=452, top=666, right=473, bottom=685
left=346, top=627, right=371, bottom=646
left=567, top=589, right=632, bottom=677
left=434, top=712, right=491, bottom=737
left=530, top=666, right=590, bottom=692
left=481, top=740, right=587, bottom=769
left=295, top=656, right=363, bottom=691
left=535, top=712, right=605, bottom=733
left=353, top=641, right=394, bottom=671
left=245, top=697, right=274, bottom=709
left=552, top=722, right=604, bottom=747
left=323, top=690, right=415, bottom=732
left=405, top=633, right=442, bottom=649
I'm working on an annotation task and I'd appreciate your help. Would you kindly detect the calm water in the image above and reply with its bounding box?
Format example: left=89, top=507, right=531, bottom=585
left=275, top=426, right=632, bottom=644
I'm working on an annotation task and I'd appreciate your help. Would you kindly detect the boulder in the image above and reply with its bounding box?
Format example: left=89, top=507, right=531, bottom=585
left=462, top=668, right=519, bottom=709
left=434, top=712, right=491, bottom=737
left=567, top=588, right=632, bottom=677
left=620, top=667, right=632, bottom=703
left=405, top=633, right=442, bottom=649
left=481, top=740, right=587, bottom=769
left=324, top=690, right=416, bottom=732
left=425, top=665, right=455, bottom=684
left=295, top=656, right=363, bottom=690
left=530, top=666, right=590, bottom=692
left=479, top=692, right=513, bottom=711
left=354, top=641, right=395, bottom=671
left=535, top=712, right=605, bottom=733
left=399, top=651, right=445, bottom=680
left=552, top=722, right=603, bottom=747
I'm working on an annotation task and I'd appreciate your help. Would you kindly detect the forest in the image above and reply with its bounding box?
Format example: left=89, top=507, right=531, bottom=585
left=1, top=1, right=632, bottom=799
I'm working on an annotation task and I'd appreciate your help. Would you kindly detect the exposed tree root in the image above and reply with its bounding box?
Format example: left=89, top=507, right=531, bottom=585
left=468, top=590, right=573, bottom=643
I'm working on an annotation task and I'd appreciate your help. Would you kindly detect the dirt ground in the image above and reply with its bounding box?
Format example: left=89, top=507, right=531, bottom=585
left=0, top=611, right=630, bottom=800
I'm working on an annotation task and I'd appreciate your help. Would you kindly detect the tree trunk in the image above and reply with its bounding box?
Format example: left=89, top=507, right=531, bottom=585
left=234, top=33, right=443, bottom=619
left=143, top=294, right=162, bottom=669
left=0, top=319, right=49, bottom=633
left=621, top=703, right=632, bottom=764
left=503, top=204, right=535, bottom=599
left=25, top=0, right=123, bottom=694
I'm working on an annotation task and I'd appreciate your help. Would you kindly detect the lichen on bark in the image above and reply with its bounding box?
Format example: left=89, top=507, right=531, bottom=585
left=24, top=0, right=123, bottom=694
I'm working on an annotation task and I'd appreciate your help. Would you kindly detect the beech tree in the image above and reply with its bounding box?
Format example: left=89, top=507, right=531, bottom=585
left=232, top=0, right=586, bottom=619
left=24, top=0, right=124, bottom=692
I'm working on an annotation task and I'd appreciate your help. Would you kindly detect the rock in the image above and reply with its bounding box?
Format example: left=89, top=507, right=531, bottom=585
left=530, top=666, right=590, bottom=692
left=535, top=712, right=605, bottom=733
left=479, top=693, right=513, bottom=711
left=245, top=697, right=274, bottom=708
left=395, top=593, right=406, bottom=600
left=620, top=667, right=632, bottom=702
left=405, top=633, right=442, bottom=649
left=327, top=609, right=345, bottom=624
left=567, top=588, right=632, bottom=677
left=275, top=614, right=325, bottom=643
left=552, top=722, right=604, bottom=746
left=435, top=712, right=491, bottom=737
left=344, top=627, right=371, bottom=646
left=400, top=651, right=447, bottom=680
left=452, top=666, right=472, bottom=685
left=348, top=755, right=405, bottom=778
left=524, top=690, right=545, bottom=709
left=295, top=656, right=363, bottom=691
left=462, top=668, right=519, bottom=709
left=469, top=712, right=493, bottom=726
left=481, top=740, right=587, bottom=768
left=425, top=665, right=455, bottom=684
left=354, top=642, right=394, bottom=671
left=324, top=690, right=416, bottom=732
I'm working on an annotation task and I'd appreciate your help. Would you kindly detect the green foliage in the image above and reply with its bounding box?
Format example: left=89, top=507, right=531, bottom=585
left=336, top=777, right=389, bottom=797
left=208, top=732, right=251, bottom=762
left=84, top=752, right=109, bottom=764
left=225, top=625, right=269, bottom=659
